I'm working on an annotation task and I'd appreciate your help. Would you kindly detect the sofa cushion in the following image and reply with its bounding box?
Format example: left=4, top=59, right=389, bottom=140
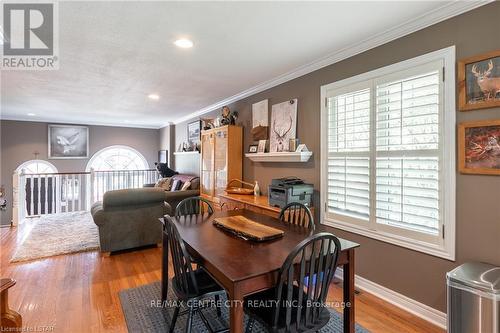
left=155, top=177, right=172, bottom=190
left=180, top=181, right=191, bottom=191
left=172, top=175, right=200, bottom=190
left=170, top=179, right=182, bottom=191
left=103, top=188, right=166, bottom=209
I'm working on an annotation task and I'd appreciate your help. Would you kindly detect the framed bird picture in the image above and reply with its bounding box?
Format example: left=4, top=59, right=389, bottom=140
left=48, top=125, right=89, bottom=159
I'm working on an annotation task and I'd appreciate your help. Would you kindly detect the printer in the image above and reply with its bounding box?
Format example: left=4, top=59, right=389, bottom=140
left=268, top=177, right=314, bottom=209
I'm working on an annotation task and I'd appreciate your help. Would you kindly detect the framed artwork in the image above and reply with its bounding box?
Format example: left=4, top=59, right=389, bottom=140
left=48, top=125, right=89, bottom=159
left=257, top=140, right=267, bottom=153
left=458, top=119, right=500, bottom=175
left=458, top=50, right=500, bottom=111
left=158, top=150, right=168, bottom=164
left=251, top=99, right=268, bottom=141
left=270, top=99, right=297, bottom=152
left=187, top=120, right=201, bottom=144
left=248, top=145, right=258, bottom=153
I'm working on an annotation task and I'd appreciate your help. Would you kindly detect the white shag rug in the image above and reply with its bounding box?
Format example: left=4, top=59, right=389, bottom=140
left=11, top=211, right=99, bottom=262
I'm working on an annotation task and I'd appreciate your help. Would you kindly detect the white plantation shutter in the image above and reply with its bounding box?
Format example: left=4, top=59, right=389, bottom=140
left=375, top=70, right=441, bottom=235
left=322, top=47, right=456, bottom=260
left=327, top=89, right=370, bottom=220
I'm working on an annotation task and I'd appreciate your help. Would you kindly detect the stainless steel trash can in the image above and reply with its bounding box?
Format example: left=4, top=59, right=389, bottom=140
left=447, top=262, right=500, bottom=333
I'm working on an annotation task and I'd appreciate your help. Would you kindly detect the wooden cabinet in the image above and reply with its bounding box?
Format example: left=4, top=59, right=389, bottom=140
left=200, top=125, right=242, bottom=203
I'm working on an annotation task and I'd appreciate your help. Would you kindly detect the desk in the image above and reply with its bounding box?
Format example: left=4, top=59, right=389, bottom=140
left=161, top=210, right=359, bottom=333
left=219, top=193, right=315, bottom=218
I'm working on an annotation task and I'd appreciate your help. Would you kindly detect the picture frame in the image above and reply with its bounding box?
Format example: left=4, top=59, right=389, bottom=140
left=48, top=125, right=89, bottom=159
left=458, top=119, right=500, bottom=175
left=187, top=120, right=201, bottom=144
left=257, top=140, right=267, bottom=153
left=458, top=50, right=500, bottom=111
left=248, top=145, right=258, bottom=153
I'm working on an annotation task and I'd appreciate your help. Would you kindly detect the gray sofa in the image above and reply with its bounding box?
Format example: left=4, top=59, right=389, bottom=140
left=91, top=175, right=200, bottom=253
left=91, top=188, right=170, bottom=253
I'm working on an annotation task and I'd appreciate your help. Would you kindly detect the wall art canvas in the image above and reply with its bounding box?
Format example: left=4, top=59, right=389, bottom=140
left=459, top=120, right=500, bottom=175
left=187, top=120, right=201, bottom=144
left=251, top=99, right=268, bottom=141
left=459, top=50, right=500, bottom=111
left=270, top=99, right=297, bottom=152
left=48, top=125, right=89, bottom=159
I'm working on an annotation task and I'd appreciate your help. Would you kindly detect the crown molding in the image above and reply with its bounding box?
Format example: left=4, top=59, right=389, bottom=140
left=171, top=0, right=491, bottom=125
left=0, top=115, right=159, bottom=129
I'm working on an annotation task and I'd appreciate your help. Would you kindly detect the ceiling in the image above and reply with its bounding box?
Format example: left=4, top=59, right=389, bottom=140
left=0, top=1, right=487, bottom=129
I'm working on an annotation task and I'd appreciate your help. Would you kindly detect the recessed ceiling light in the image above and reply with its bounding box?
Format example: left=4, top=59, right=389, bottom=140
left=27, top=113, right=36, bottom=116
left=148, top=94, right=160, bottom=100
left=174, top=39, right=193, bottom=48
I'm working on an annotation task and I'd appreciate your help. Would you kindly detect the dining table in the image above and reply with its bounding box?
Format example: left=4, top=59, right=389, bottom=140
left=160, top=209, right=360, bottom=333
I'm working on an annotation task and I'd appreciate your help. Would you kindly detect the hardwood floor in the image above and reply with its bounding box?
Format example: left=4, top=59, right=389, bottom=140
left=1, top=224, right=444, bottom=333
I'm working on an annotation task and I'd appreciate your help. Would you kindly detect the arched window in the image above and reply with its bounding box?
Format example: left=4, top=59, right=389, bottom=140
left=16, top=160, right=58, bottom=174
left=86, top=145, right=149, bottom=171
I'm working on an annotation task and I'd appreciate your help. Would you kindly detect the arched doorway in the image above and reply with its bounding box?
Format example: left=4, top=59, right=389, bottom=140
left=15, top=160, right=58, bottom=220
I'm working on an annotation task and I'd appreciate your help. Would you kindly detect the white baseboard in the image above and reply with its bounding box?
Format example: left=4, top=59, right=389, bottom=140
left=335, top=268, right=447, bottom=329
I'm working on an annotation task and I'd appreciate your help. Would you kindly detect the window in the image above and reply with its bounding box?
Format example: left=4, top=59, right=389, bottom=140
left=16, top=160, right=58, bottom=174
left=320, top=47, right=456, bottom=260
left=86, top=145, right=149, bottom=171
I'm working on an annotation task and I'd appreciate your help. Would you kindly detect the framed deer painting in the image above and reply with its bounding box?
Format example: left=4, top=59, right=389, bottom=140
left=270, top=99, right=297, bottom=152
left=458, top=120, right=500, bottom=175
left=458, top=50, right=500, bottom=111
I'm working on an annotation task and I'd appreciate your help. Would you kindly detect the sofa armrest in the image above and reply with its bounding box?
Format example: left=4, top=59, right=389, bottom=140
left=164, top=201, right=173, bottom=216
left=164, top=190, right=199, bottom=202
left=90, top=201, right=106, bottom=226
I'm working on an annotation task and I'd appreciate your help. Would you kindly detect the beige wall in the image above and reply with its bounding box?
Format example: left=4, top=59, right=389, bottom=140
left=0, top=120, right=159, bottom=225
left=174, top=2, right=500, bottom=312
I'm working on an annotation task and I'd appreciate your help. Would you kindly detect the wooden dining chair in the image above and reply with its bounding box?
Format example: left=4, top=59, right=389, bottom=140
left=175, top=196, right=214, bottom=217
left=279, top=202, right=315, bottom=230
left=243, top=232, right=341, bottom=333
left=164, top=216, right=228, bottom=333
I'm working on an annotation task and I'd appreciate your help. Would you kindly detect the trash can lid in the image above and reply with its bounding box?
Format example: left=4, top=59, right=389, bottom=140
left=447, top=262, right=500, bottom=294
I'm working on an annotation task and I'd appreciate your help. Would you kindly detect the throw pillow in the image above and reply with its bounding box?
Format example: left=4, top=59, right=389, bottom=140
left=180, top=181, right=191, bottom=191
left=154, top=177, right=172, bottom=190
left=170, top=179, right=183, bottom=191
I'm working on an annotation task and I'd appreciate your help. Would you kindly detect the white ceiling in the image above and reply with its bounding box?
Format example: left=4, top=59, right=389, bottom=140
left=0, top=1, right=486, bottom=128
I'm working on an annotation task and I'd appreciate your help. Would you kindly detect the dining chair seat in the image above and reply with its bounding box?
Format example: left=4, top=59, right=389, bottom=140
left=244, top=285, right=331, bottom=332
left=172, top=267, right=223, bottom=300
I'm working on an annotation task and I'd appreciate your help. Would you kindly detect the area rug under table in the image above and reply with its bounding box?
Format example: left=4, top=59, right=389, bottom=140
left=119, top=281, right=370, bottom=333
left=11, top=211, right=99, bottom=262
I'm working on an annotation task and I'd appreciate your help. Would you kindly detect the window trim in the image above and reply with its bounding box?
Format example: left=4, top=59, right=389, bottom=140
left=85, top=145, right=149, bottom=171
left=320, top=46, right=456, bottom=261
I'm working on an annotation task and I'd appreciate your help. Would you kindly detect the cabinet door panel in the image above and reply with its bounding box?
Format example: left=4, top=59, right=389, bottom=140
left=214, top=129, right=228, bottom=197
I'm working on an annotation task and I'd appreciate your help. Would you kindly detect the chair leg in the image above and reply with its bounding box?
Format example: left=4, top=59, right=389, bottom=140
left=185, top=307, right=194, bottom=333
left=214, top=294, right=221, bottom=317
left=245, top=317, right=255, bottom=333
left=169, top=303, right=180, bottom=333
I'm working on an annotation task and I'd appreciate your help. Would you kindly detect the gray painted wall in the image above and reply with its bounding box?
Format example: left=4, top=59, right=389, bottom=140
left=0, top=120, right=159, bottom=225
left=173, top=2, right=500, bottom=312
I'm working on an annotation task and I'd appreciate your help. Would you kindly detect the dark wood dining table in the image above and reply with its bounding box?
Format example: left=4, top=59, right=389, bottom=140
left=160, top=209, right=360, bottom=333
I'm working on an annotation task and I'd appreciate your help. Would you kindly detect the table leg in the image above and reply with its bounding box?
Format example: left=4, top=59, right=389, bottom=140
left=229, top=289, right=244, bottom=333
left=161, top=230, right=168, bottom=302
left=343, top=248, right=355, bottom=333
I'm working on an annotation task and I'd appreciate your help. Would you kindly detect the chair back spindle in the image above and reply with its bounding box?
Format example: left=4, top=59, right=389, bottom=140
left=273, top=232, right=341, bottom=331
left=279, top=202, right=314, bottom=230
left=175, top=196, right=214, bottom=217
left=164, top=216, right=198, bottom=297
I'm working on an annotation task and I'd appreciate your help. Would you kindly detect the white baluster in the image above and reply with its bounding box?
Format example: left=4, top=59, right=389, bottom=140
left=44, top=174, right=48, bottom=215
left=78, top=174, right=82, bottom=211
left=29, top=174, right=34, bottom=216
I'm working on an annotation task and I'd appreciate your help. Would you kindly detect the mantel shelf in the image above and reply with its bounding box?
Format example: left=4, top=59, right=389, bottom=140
left=173, top=151, right=199, bottom=155
left=245, top=151, right=313, bottom=162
